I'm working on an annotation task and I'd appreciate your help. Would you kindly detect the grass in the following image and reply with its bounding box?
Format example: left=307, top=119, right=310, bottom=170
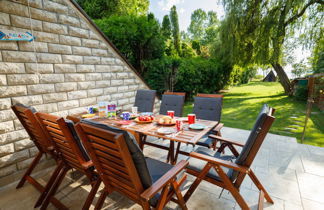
left=183, top=81, right=324, bottom=147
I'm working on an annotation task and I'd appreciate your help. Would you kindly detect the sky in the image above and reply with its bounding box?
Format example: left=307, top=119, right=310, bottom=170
left=149, top=0, right=225, bottom=31
left=149, top=0, right=310, bottom=78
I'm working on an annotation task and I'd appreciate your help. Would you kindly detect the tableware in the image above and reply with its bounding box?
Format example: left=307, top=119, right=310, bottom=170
left=188, top=123, right=206, bottom=130
left=188, top=114, right=196, bottom=124
left=156, top=127, right=176, bottom=135
left=167, top=110, right=175, bottom=118
left=121, top=112, right=131, bottom=120
left=132, top=106, right=138, bottom=115
left=134, top=117, right=153, bottom=124
left=178, top=117, right=188, bottom=122
left=115, top=120, right=132, bottom=125
left=176, top=119, right=183, bottom=132
left=87, top=106, right=94, bottom=114
left=82, top=113, right=96, bottom=118
left=139, top=112, right=154, bottom=116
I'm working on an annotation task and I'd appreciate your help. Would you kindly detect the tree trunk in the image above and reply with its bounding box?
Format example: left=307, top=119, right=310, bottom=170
left=271, top=63, right=293, bottom=95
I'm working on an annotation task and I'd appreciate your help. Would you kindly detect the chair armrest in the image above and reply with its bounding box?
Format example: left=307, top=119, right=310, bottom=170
left=212, top=123, right=223, bottom=133
left=81, top=160, right=94, bottom=169
left=208, top=135, right=245, bottom=147
left=190, top=152, right=248, bottom=173
left=140, top=160, right=188, bottom=201
left=66, top=115, right=81, bottom=124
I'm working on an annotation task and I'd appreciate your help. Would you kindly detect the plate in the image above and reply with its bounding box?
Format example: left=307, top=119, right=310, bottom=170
left=81, top=114, right=96, bottom=118
left=140, top=112, right=154, bottom=116
left=134, top=118, right=153, bottom=124
left=156, top=127, right=176, bottom=135
left=115, top=120, right=132, bottom=125
left=178, top=117, right=188, bottom=122
left=189, top=124, right=206, bottom=130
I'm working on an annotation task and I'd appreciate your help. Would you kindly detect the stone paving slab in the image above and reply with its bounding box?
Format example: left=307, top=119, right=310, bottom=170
left=0, top=127, right=323, bottom=210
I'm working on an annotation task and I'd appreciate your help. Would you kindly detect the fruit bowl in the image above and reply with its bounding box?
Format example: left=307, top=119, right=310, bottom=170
left=134, top=115, right=154, bottom=124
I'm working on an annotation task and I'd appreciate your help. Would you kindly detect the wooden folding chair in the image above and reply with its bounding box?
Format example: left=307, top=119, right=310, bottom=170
left=184, top=104, right=275, bottom=210
left=194, top=93, right=224, bottom=150
left=35, top=112, right=100, bottom=210
left=11, top=104, right=67, bottom=209
left=75, top=120, right=189, bottom=210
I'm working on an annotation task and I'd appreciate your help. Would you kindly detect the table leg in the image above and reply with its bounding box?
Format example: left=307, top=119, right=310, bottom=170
left=134, top=132, right=146, bottom=151
left=173, top=142, right=181, bottom=164
left=169, top=141, right=175, bottom=165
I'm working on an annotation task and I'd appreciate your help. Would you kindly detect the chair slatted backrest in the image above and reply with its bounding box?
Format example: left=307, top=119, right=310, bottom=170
left=193, top=94, right=223, bottom=121
left=36, top=112, right=88, bottom=171
left=134, top=89, right=156, bottom=112
left=230, top=105, right=275, bottom=184
left=11, top=104, right=51, bottom=152
left=75, top=122, right=144, bottom=202
left=160, top=92, right=186, bottom=117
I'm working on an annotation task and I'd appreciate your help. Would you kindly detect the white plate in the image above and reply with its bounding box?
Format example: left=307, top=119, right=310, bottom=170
left=156, top=127, right=176, bottom=135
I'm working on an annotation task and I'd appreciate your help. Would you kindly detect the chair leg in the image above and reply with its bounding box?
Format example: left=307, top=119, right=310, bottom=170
left=94, top=190, right=108, bottom=210
left=171, top=179, right=188, bottom=210
left=248, top=170, right=274, bottom=204
left=82, top=177, right=102, bottom=210
left=40, top=166, right=69, bottom=210
left=213, top=165, right=249, bottom=210
left=16, top=151, right=43, bottom=189
left=34, top=161, right=64, bottom=208
left=156, top=184, right=170, bottom=210
left=184, top=164, right=212, bottom=202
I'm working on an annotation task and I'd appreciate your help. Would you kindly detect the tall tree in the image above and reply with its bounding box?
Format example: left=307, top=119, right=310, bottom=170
left=161, top=15, right=172, bottom=39
left=188, top=9, right=207, bottom=41
left=95, top=14, right=164, bottom=74
left=77, top=0, right=149, bottom=19
left=221, top=0, right=324, bottom=94
left=170, top=5, right=181, bottom=55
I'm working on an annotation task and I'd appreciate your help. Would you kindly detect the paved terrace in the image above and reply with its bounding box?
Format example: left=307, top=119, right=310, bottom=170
left=0, top=127, right=323, bottom=210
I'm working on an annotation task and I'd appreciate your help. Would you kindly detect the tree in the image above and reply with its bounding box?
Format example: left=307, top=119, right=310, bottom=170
left=220, top=0, right=324, bottom=94
left=292, top=62, right=310, bottom=78
left=95, top=14, right=165, bottom=74
left=170, top=6, right=181, bottom=55
left=161, top=15, right=172, bottom=39
left=188, top=9, right=207, bottom=41
left=77, top=0, right=149, bottom=19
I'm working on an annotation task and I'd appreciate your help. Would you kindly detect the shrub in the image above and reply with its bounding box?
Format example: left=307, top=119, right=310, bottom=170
left=144, top=56, right=232, bottom=98
left=294, top=85, right=308, bottom=101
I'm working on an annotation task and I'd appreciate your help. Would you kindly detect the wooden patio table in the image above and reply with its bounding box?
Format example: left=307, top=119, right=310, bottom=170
left=69, top=113, right=218, bottom=165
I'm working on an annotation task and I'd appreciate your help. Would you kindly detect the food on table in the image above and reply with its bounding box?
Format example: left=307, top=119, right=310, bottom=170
left=134, top=115, right=154, bottom=123
left=158, top=116, right=176, bottom=125
left=82, top=114, right=96, bottom=118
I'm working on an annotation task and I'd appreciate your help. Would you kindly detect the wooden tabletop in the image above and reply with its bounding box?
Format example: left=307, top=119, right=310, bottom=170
left=73, top=113, right=218, bottom=145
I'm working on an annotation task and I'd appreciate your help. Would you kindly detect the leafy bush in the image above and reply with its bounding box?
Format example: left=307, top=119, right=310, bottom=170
left=144, top=57, right=232, bottom=98
left=294, top=85, right=308, bottom=101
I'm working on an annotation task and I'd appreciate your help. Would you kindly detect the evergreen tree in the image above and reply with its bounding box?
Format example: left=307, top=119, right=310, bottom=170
left=170, top=6, right=181, bottom=55
left=161, top=15, right=172, bottom=39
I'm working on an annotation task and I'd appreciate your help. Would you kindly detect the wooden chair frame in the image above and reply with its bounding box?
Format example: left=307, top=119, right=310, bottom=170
left=11, top=105, right=67, bottom=209
left=34, top=112, right=100, bottom=210
left=196, top=93, right=224, bottom=150
left=75, top=122, right=189, bottom=210
left=184, top=109, right=276, bottom=210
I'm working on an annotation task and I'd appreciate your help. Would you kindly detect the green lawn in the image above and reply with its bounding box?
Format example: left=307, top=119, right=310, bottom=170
left=183, top=81, right=324, bottom=147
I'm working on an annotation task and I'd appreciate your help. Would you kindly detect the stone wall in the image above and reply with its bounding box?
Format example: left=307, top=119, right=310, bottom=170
left=0, top=0, right=159, bottom=188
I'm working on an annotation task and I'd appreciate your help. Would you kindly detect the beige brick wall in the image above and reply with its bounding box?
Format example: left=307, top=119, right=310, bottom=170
left=0, top=0, right=159, bottom=188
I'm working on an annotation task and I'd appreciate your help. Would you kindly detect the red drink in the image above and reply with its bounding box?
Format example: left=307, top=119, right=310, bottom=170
left=188, top=114, right=196, bottom=124
left=167, top=110, right=175, bottom=118
left=176, top=120, right=182, bottom=132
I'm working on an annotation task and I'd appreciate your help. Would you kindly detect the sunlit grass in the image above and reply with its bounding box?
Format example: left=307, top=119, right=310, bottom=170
left=183, top=81, right=324, bottom=147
